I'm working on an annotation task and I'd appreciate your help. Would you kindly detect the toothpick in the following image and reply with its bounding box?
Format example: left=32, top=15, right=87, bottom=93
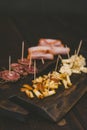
left=59, top=55, right=62, bottom=61
left=74, top=49, right=76, bottom=55
left=29, top=53, right=32, bottom=68
left=41, top=58, right=45, bottom=64
left=65, top=45, right=70, bottom=58
left=55, top=55, right=59, bottom=72
left=76, top=40, right=82, bottom=55
left=21, top=41, right=24, bottom=61
left=9, top=56, right=11, bottom=74
left=48, top=72, right=51, bottom=91
left=34, top=60, right=36, bottom=80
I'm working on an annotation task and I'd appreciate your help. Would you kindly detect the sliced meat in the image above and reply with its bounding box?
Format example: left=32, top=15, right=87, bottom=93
left=18, top=58, right=31, bottom=66
left=28, top=46, right=52, bottom=54
left=38, top=38, right=63, bottom=47
left=27, top=53, right=54, bottom=60
left=51, top=46, right=70, bottom=55
left=11, top=63, right=28, bottom=76
left=1, top=70, right=20, bottom=82
left=24, top=65, right=38, bottom=74
left=28, top=46, right=54, bottom=60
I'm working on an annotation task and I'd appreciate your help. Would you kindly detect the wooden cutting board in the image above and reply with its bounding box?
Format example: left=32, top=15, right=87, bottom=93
left=0, top=51, right=87, bottom=122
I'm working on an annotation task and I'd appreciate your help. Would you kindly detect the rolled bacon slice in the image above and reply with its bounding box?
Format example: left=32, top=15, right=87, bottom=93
left=27, top=45, right=70, bottom=60
left=38, top=38, right=63, bottom=47
left=51, top=46, right=70, bottom=55
left=27, top=53, right=54, bottom=60
left=28, top=46, right=52, bottom=54
left=0, top=70, right=20, bottom=82
left=27, top=46, right=54, bottom=60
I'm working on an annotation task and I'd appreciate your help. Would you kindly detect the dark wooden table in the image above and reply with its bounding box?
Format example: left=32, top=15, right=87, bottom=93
left=0, top=14, right=87, bottom=130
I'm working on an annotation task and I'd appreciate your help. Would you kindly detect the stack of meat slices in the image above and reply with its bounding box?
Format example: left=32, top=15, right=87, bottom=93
left=11, top=58, right=38, bottom=75
left=27, top=38, right=70, bottom=60
left=27, top=46, right=54, bottom=60
left=18, top=58, right=31, bottom=66
left=17, top=58, right=38, bottom=74
left=0, top=58, right=37, bottom=82
left=11, top=63, right=28, bottom=76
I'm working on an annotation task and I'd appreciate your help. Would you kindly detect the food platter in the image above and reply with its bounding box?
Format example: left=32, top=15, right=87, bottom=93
left=0, top=41, right=87, bottom=122
left=9, top=65, right=87, bottom=122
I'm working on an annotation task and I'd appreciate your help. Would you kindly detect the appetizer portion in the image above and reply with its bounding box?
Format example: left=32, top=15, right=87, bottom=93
left=38, top=38, right=70, bottom=55
left=38, top=38, right=63, bottom=47
left=0, top=70, right=20, bottom=82
left=27, top=39, right=70, bottom=60
left=21, top=40, right=87, bottom=99
left=27, top=46, right=54, bottom=60
left=50, top=46, right=70, bottom=55
left=20, top=71, right=72, bottom=99
left=11, top=63, right=28, bottom=76
left=60, top=54, right=87, bottom=75
left=24, top=65, right=38, bottom=74
left=18, top=58, right=31, bottom=66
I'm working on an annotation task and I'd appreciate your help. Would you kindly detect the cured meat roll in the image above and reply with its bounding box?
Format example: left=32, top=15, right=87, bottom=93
left=27, top=53, right=54, bottom=60
left=27, top=46, right=54, bottom=60
left=51, top=46, right=70, bottom=55
left=38, top=38, right=63, bottom=47
left=28, top=46, right=52, bottom=54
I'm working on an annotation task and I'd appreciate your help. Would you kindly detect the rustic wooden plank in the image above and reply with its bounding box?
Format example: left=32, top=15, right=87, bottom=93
left=0, top=99, right=29, bottom=122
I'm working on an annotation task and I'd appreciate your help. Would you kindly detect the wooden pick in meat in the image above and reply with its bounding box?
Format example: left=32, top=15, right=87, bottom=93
left=65, top=45, right=70, bottom=58
left=41, top=58, right=45, bottom=64
left=74, top=49, right=76, bottom=55
left=34, top=60, right=36, bottom=80
left=55, top=55, right=59, bottom=72
left=29, top=52, right=32, bottom=68
left=21, top=41, right=24, bottom=61
left=55, top=55, right=62, bottom=72
left=9, top=56, right=11, bottom=74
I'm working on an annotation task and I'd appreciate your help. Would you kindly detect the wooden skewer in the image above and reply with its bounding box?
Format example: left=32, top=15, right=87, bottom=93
left=48, top=72, right=51, bottom=91
left=59, top=55, right=62, bottom=61
left=29, top=53, right=32, bottom=68
left=9, top=56, right=11, bottom=74
left=76, top=40, right=82, bottom=55
left=65, top=45, right=70, bottom=58
left=41, top=58, right=45, bottom=64
left=55, top=55, right=59, bottom=72
left=34, top=60, right=36, bottom=80
left=74, top=49, right=76, bottom=55
left=21, top=41, right=24, bottom=61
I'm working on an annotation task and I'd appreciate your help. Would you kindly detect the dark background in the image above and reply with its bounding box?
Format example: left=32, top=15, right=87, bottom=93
left=0, top=0, right=87, bottom=65
left=0, top=0, right=87, bottom=15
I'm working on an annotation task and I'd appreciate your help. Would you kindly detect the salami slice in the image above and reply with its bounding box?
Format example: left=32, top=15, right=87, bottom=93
left=18, top=58, right=31, bottom=66
left=24, top=65, right=38, bottom=74
left=11, top=63, right=28, bottom=76
left=1, top=70, right=20, bottom=82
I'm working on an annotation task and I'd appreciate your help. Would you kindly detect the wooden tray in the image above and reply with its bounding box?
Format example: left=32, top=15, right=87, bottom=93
left=0, top=50, right=87, bottom=122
